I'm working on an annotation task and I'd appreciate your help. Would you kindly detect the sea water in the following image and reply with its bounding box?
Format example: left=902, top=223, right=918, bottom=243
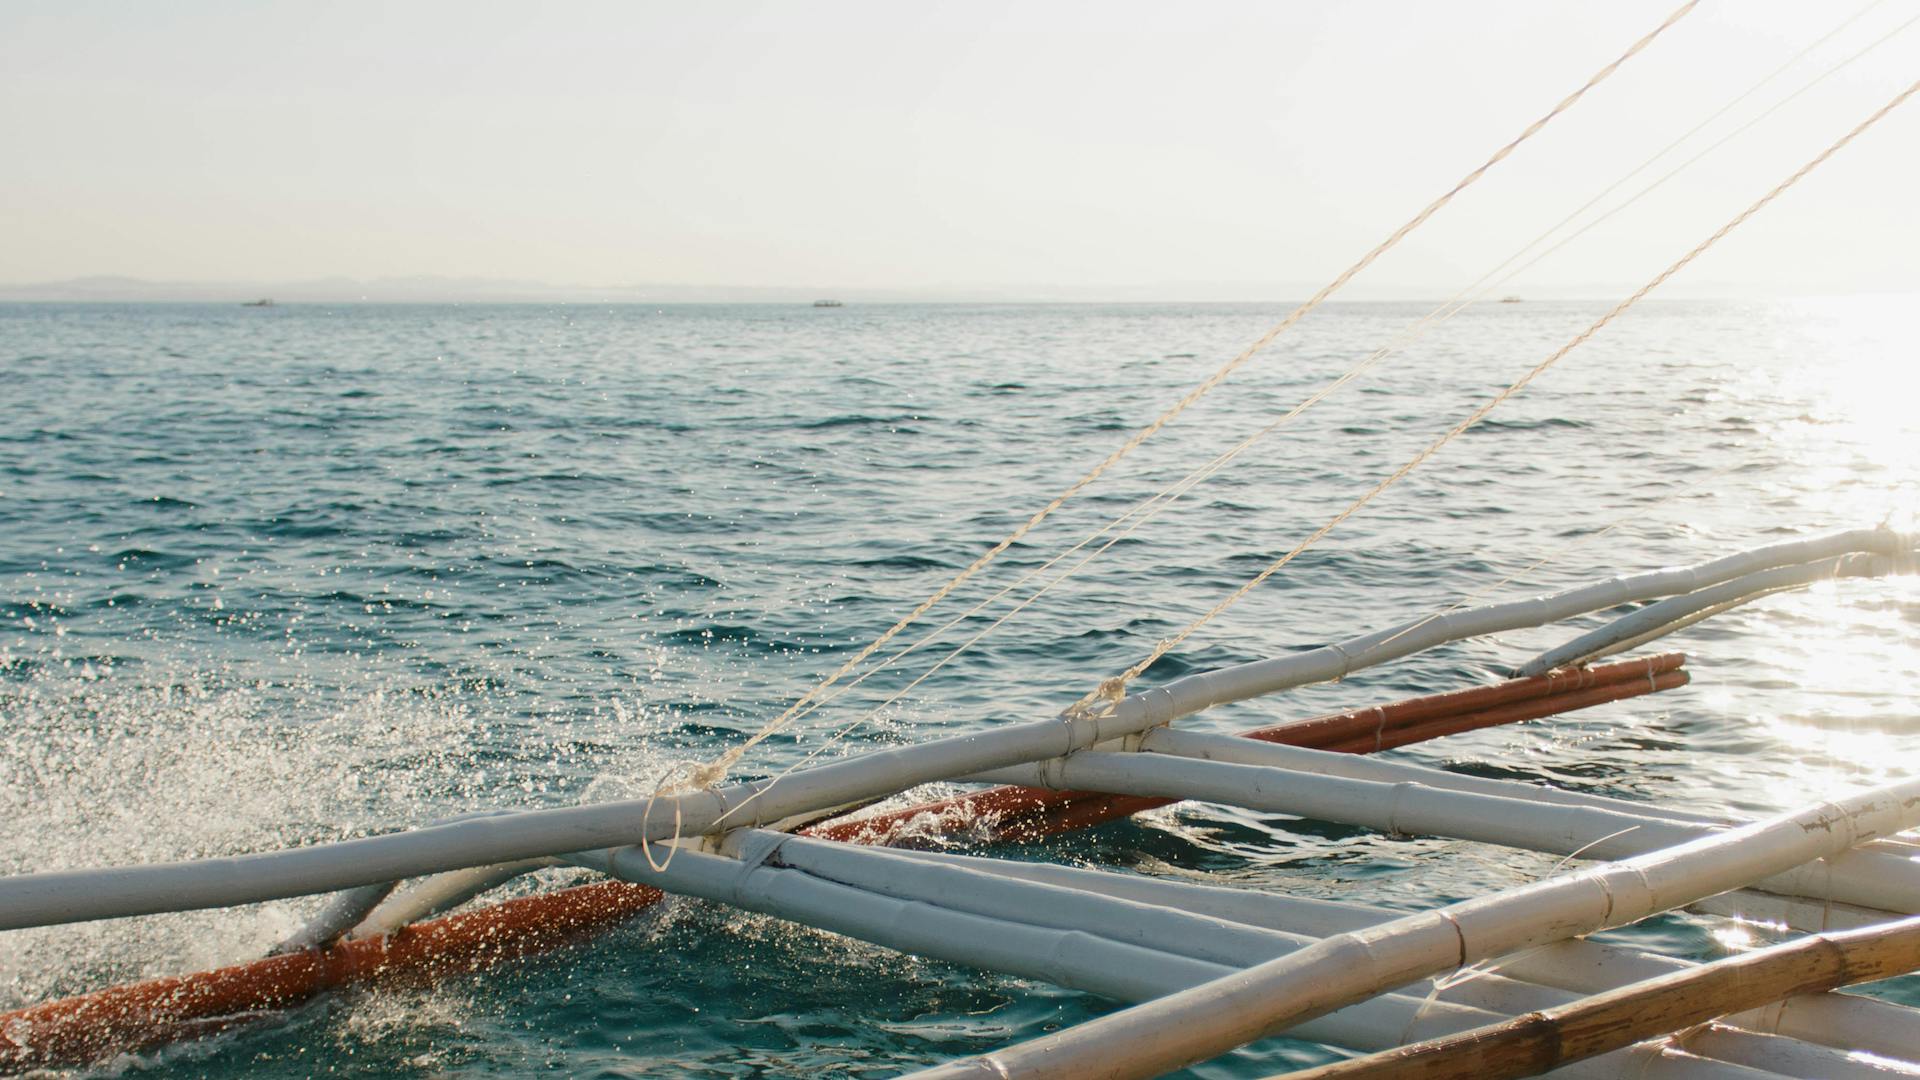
left=1, top=299, right=1916, bottom=1077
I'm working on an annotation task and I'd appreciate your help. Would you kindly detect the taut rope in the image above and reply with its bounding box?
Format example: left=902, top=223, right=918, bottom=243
left=1066, top=70, right=1920, bottom=722
left=681, top=0, right=1700, bottom=796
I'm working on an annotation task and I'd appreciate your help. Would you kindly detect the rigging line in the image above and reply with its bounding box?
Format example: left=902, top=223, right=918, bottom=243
left=1441, top=5, right=1920, bottom=323
left=1429, top=0, right=1893, bottom=315
left=766, top=353, right=1381, bottom=744
left=756, top=1, right=1906, bottom=748
left=811, top=370, right=1401, bottom=724
left=1365, top=459, right=1742, bottom=660
left=767, top=460, right=1213, bottom=730
left=1364, top=0, right=1920, bottom=642
left=1112, top=10, right=1920, bottom=673
left=1350, top=19, right=1920, bottom=651
left=1066, top=72, right=1920, bottom=722
left=769, top=370, right=1342, bottom=738
left=673, top=0, right=1700, bottom=795
left=751, top=292, right=1580, bottom=773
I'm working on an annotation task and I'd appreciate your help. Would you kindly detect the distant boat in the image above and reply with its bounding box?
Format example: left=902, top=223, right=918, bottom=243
left=242, top=298, right=275, bottom=307
left=1498, top=295, right=1522, bottom=303
left=812, top=299, right=843, bottom=308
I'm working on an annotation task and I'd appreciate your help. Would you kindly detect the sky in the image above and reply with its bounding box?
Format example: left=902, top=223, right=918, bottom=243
left=2, top=1, right=1917, bottom=300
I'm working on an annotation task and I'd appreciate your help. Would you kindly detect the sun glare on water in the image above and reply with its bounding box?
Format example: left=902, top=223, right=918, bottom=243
left=1763, top=295, right=1917, bottom=483
left=1735, top=295, right=1920, bottom=805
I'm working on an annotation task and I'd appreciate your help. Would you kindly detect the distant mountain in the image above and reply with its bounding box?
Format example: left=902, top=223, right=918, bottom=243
left=0, top=275, right=212, bottom=301
left=0, top=274, right=1340, bottom=304
left=1, top=274, right=1765, bottom=304
left=0, top=275, right=644, bottom=303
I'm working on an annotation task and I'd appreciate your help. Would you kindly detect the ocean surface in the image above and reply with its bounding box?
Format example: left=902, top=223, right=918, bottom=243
left=1, top=299, right=1916, bottom=1077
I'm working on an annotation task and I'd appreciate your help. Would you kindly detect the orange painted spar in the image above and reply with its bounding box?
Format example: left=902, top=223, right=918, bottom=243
left=0, top=879, right=664, bottom=1071
left=0, top=653, right=1685, bottom=1072
left=1241, top=652, right=1686, bottom=752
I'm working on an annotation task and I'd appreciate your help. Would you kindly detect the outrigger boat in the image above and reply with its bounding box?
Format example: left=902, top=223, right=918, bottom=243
left=4, top=530, right=1918, bottom=1078
left=6, top=6, right=1920, bottom=1078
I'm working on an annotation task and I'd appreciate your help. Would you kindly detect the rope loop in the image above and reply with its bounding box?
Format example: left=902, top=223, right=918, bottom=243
left=638, top=766, right=689, bottom=874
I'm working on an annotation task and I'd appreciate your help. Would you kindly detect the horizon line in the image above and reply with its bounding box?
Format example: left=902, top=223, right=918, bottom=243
left=0, top=274, right=1894, bottom=306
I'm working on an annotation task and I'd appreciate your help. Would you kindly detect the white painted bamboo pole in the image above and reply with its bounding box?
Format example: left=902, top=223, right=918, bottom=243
left=875, top=810, right=1905, bottom=952
left=1550, top=596, right=1762, bottom=671
left=763, top=832, right=1297, bottom=969
left=1631, top=1026, right=1919, bottom=1080
left=905, top=775, right=1920, bottom=1080
left=1142, top=727, right=1723, bottom=824
left=1732, top=990, right=1920, bottom=1068
left=1, top=531, right=1897, bottom=932
left=579, top=840, right=1775, bottom=1079
left=269, top=881, right=396, bottom=954
left=765, top=834, right=1888, bottom=1078
left=571, top=841, right=1472, bottom=1057
left=1161, top=528, right=1910, bottom=716
left=0, top=702, right=1140, bottom=930
left=973, top=751, right=1920, bottom=916
left=1631, top=1055, right=1802, bottom=1080
left=346, top=858, right=558, bottom=939
left=1518, top=549, right=1918, bottom=677
left=1140, top=728, right=1920, bottom=859
left=871, top=845, right=1920, bottom=1066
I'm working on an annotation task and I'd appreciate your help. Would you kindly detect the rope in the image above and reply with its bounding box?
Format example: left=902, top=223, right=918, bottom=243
left=1424, top=0, right=1893, bottom=321
left=763, top=0, right=1893, bottom=745
left=699, top=3, right=1913, bottom=800
left=1369, top=0, right=1917, bottom=653
left=1439, top=4, right=1920, bottom=324
left=1064, top=71, right=1920, bottom=722
left=1364, top=463, right=1731, bottom=659
left=677, top=0, right=1700, bottom=795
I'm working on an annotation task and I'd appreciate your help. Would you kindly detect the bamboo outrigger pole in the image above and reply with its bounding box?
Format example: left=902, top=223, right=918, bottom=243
left=1277, top=916, right=1920, bottom=1080
left=581, top=835, right=1792, bottom=1080
left=973, top=748, right=1920, bottom=916
left=0, top=657, right=1685, bottom=1072
left=907, top=775, right=1920, bottom=1080
left=17, top=527, right=1867, bottom=929
left=1518, top=549, right=1917, bottom=677
left=858, top=845, right=1920, bottom=1066
left=815, top=653, right=1687, bottom=845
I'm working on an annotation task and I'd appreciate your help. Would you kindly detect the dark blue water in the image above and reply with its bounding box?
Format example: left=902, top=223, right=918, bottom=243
left=2, top=300, right=1915, bottom=1076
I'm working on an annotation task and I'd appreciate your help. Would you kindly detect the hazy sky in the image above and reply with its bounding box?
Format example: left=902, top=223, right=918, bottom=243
left=2, top=1, right=1916, bottom=298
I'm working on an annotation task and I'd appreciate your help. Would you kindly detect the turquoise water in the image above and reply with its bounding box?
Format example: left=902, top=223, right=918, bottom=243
left=1, top=299, right=1916, bottom=1076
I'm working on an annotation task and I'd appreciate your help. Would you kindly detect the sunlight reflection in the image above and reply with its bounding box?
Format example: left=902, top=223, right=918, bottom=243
left=1738, top=295, right=1920, bottom=808
left=1709, top=923, right=1757, bottom=953
left=1770, top=294, right=1920, bottom=524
